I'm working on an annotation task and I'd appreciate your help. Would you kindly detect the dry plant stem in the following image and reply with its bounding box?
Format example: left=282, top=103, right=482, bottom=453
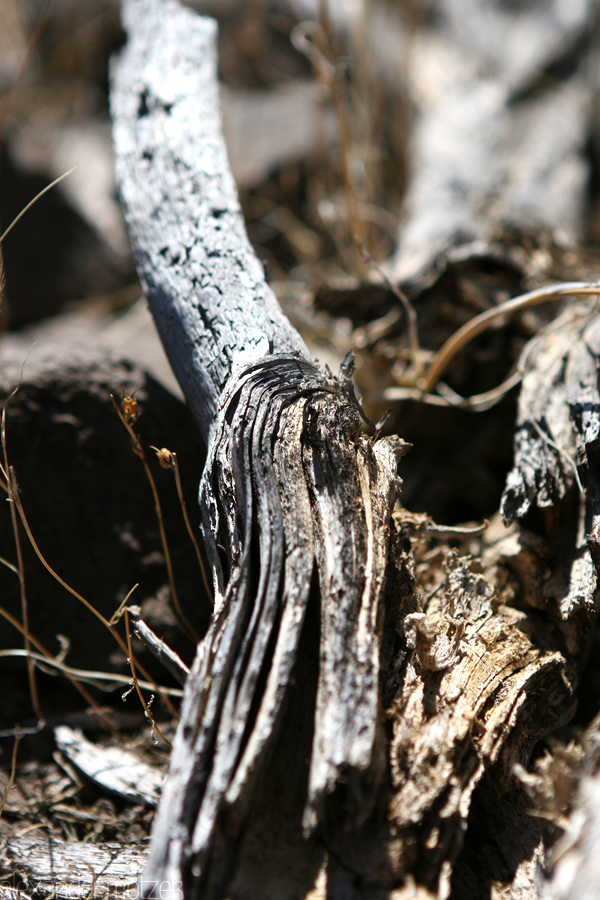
left=0, top=648, right=184, bottom=697
left=293, top=18, right=365, bottom=270
left=154, top=448, right=213, bottom=605
left=134, top=618, right=190, bottom=686
left=109, top=583, right=140, bottom=626
left=6, top=468, right=178, bottom=717
left=0, top=169, right=75, bottom=245
left=384, top=368, right=525, bottom=411
left=0, top=732, right=20, bottom=821
left=2, top=497, right=40, bottom=721
left=420, top=282, right=600, bottom=393
left=0, top=556, right=18, bottom=575
left=355, top=237, right=422, bottom=377
left=8, top=464, right=115, bottom=633
left=111, top=395, right=199, bottom=642
left=435, top=368, right=525, bottom=410
left=82, top=865, right=96, bottom=900
left=124, top=607, right=172, bottom=748
left=172, top=452, right=212, bottom=603
left=0, top=246, right=5, bottom=324
left=329, top=76, right=366, bottom=270
left=325, top=0, right=376, bottom=269
left=0, top=604, right=100, bottom=711
left=1, top=402, right=42, bottom=723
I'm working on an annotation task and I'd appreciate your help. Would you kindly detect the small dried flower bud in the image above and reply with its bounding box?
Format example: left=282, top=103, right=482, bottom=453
left=154, top=447, right=174, bottom=469
left=121, top=395, right=139, bottom=424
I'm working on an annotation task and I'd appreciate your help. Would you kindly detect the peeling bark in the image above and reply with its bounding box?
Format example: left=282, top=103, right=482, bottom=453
left=141, top=353, right=408, bottom=895
left=501, top=304, right=600, bottom=656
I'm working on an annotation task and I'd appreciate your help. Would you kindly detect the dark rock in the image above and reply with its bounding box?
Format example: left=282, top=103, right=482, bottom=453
left=0, top=343, right=209, bottom=726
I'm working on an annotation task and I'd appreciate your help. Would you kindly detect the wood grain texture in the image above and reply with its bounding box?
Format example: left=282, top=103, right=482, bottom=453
left=112, top=3, right=407, bottom=894
left=143, top=355, right=406, bottom=896
left=54, top=726, right=165, bottom=806
left=501, top=303, right=600, bottom=655
left=0, top=831, right=146, bottom=899
left=106, top=2, right=600, bottom=898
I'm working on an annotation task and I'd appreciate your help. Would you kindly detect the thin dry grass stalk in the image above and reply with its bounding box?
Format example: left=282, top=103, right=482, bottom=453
left=0, top=604, right=100, bottom=711
left=0, top=54, right=183, bottom=735
left=0, top=169, right=76, bottom=246
left=0, top=647, right=183, bottom=697
left=355, top=236, right=422, bottom=379
left=112, top=394, right=200, bottom=642
left=0, top=265, right=42, bottom=724
left=0, top=341, right=178, bottom=727
left=4, top=461, right=179, bottom=718
left=0, top=0, right=54, bottom=146
left=292, top=17, right=367, bottom=272
left=109, top=583, right=140, bottom=626
left=124, top=607, right=171, bottom=748
left=151, top=446, right=213, bottom=605
left=419, top=282, right=600, bottom=393
left=383, top=281, right=600, bottom=410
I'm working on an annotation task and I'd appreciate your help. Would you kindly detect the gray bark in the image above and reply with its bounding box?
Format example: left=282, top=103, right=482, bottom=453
left=388, top=0, right=592, bottom=289
left=134, top=618, right=190, bottom=685
left=111, top=1, right=405, bottom=895
left=2, top=2, right=600, bottom=899
left=0, top=831, right=145, bottom=899
left=105, top=2, right=600, bottom=899
left=501, top=304, right=600, bottom=657
left=110, top=0, right=307, bottom=434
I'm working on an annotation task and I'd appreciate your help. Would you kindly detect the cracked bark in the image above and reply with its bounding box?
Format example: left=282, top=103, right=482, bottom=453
left=111, top=1, right=407, bottom=895
left=102, top=1, right=600, bottom=898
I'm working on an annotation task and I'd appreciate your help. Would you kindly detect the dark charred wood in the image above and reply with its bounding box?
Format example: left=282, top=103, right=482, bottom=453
left=143, top=354, right=406, bottom=896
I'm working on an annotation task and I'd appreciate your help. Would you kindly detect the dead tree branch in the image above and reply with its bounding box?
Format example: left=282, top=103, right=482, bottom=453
left=106, top=2, right=600, bottom=898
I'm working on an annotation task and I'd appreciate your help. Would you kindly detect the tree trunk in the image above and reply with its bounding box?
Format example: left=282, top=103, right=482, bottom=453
left=106, top=1, right=600, bottom=898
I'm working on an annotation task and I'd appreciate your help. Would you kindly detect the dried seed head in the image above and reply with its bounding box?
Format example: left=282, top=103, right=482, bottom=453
left=152, top=446, right=174, bottom=469
left=121, top=394, right=139, bottom=424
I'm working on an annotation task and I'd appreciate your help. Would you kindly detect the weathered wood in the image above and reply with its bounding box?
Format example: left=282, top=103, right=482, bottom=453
left=0, top=831, right=145, bottom=900
left=54, top=726, right=165, bottom=806
left=141, top=353, right=407, bottom=895
left=388, top=0, right=592, bottom=288
left=540, top=717, right=600, bottom=900
left=111, top=2, right=406, bottom=895
left=501, top=303, right=600, bottom=655
left=110, top=0, right=307, bottom=436
left=134, top=618, right=190, bottom=686
left=106, top=2, right=600, bottom=898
